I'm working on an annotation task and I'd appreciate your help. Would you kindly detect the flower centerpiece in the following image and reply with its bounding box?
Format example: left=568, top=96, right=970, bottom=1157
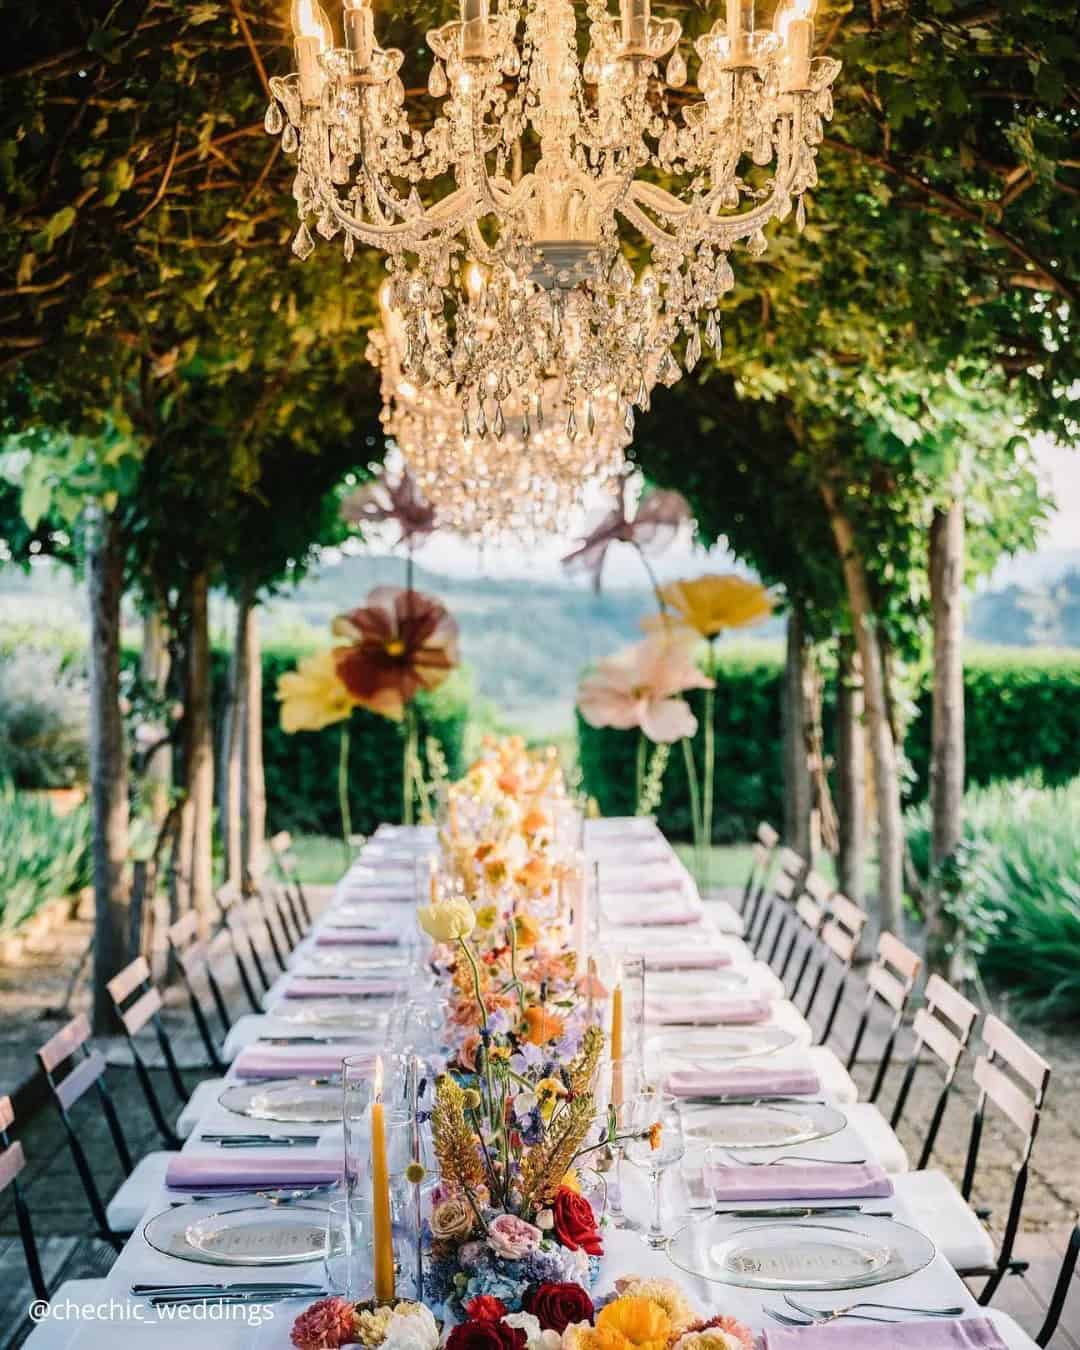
left=291, top=1297, right=440, bottom=1350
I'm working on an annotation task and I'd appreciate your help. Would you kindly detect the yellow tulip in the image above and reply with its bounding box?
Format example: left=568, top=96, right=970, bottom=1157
left=417, top=896, right=476, bottom=942
left=276, top=649, right=356, bottom=733
left=646, top=574, right=773, bottom=639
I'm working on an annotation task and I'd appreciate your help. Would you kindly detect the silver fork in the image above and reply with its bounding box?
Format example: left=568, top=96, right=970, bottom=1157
left=723, top=1149, right=866, bottom=1166
left=785, top=1295, right=966, bottom=1322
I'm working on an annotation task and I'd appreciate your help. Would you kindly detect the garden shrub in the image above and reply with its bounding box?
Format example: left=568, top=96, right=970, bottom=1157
left=0, top=788, right=91, bottom=932
left=0, top=647, right=90, bottom=788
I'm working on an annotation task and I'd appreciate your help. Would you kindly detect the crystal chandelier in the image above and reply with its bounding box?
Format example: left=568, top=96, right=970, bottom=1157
left=267, top=0, right=840, bottom=429
left=369, top=285, right=630, bottom=540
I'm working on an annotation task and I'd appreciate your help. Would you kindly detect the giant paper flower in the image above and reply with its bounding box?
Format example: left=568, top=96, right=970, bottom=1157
left=277, top=648, right=357, bottom=733
left=332, top=586, right=459, bottom=721
left=576, top=633, right=713, bottom=743
left=561, top=486, right=691, bottom=593
left=645, top=574, right=773, bottom=638
left=342, top=465, right=437, bottom=549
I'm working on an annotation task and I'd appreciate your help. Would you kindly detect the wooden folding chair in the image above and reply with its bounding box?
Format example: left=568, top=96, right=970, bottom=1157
left=166, top=912, right=233, bottom=1072
left=106, top=957, right=188, bottom=1149
left=740, top=822, right=780, bottom=929
left=268, top=829, right=312, bottom=931
left=777, top=868, right=830, bottom=993
left=748, top=846, right=805, bottom=958
left=799, top=890, right=868, bottom=1046
left=218, top=880, right=272, bottom=1002
left=844, top=931, right=923, bottom=1099
left=1, top=1094, right=47, bottom=1301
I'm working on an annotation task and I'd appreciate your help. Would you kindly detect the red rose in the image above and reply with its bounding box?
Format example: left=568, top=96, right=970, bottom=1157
left=550, top=1186, right=603, bottom=1257
left=465, top=1296, right=510, bottom=1324
left=446, top=1322, right=526, bottom=1350
left=524, top=1282, right=596, bottom=1333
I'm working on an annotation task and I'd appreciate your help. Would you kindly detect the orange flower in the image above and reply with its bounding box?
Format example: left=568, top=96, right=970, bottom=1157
left=474, top=842, right=496, bottom=862
left=331, top=585, right=458, bottom=722
left=522, top=807, right=550, bottom=837
left=648, top=1121, right=663, bottom=1151
left=497, top=770, right=522, bottom=796
left=516, top=856, right=553, bottom=894
left=522, top=1005, right=566, bottom=1046
left=512, top=912, right=541, bottom=949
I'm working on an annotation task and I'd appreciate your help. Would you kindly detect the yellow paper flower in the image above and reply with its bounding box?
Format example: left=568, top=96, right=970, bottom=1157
left=646, top=574, right=773, bottom=638
left=536, top=1075, right=567, bottom=1121
left=565, top=1326, right=630, bottom=1350
left=597, top=1297, right=673, bottom=1350
left=475, top=905, right=498, bottom=932
left=612, top=1279, right=696, bottom=1334
left=417, top=895, right=476, bottom=942
left=276, top=649, right=356, bottom=733
left=512, top=912, right=541, bottom=948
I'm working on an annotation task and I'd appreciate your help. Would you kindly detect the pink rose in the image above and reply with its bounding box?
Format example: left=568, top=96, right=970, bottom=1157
left=487, top=1213, right=543, bottom=1260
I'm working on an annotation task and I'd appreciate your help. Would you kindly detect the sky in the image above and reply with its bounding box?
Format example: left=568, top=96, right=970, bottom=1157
left=365, top=435, right=1080, bottom=590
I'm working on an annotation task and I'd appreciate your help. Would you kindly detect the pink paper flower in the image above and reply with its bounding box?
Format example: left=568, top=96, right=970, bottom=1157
left=487, top=1212, right=543, bottom=1259
left=576, top=632, right=713, bottom=743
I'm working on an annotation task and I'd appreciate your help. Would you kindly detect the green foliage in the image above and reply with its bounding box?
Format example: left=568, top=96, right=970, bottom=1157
left=580, top=648, right=1080, bottom=841
left=0, top=790, right=91, bottom=933
left=906, top=777, right=1080, bottom=1020
left=250, top=643, right=471, bottom=838
left=0, top=647, right=89, bottom=788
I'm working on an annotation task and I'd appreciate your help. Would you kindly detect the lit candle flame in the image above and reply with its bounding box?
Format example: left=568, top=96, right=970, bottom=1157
left=292, top=0, right=332, bottom=47
left=373, top=1054, right=384, bottom=1101
left=773, top=0, right=815, bottom=41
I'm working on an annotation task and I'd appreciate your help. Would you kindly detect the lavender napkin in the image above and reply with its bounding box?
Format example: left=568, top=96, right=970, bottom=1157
left=607, top=901, right=705, bottom=927
left=281, top=976, right=404, bottom=999
left=315, top=928, right=400, bottom=946
left=645, top=994, right=772, bottom=1025
left=703, top=1161, right=892, bottom=1202
left=232, top=1046, right=373, bottom=1080
left=759, top=1317, right=1007, bottom=1350
left=665, top=1066, right=820, bottom=1098
left=166, top=1153, right=342, bottom=1193
left=639, top=947, right=734, bottom=971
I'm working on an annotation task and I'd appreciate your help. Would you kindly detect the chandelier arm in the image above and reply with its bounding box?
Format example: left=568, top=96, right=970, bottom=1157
left=325, top=183, right=479, bottom=245
left=696, top=96, right=804, bottom=217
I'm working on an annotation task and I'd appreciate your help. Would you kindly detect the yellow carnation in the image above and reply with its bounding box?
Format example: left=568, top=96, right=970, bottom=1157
left=597, top=1297, right=673, bottom=1350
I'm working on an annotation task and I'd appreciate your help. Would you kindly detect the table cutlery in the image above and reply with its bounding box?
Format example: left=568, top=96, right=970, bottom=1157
left=712, top=1205, right=889, bottom=1218
left=784, top=1295, right=966, bottom=1322
left=258, top=1036, right=367, bottom=1045
left=149, top=1289, right=327, bottom=1308
left=686, top=1095, right=829, bottom=1106
left=765, top=1308, right=815, bottom=1327
left=168, top=1182, right=337, bottom=1205
left=133, top=1282, right=325, bottom=1296
left=721, top=1149, right=868, bottom=1166
left=200, top=1133, right=320, bottom=1143
left=216, top=1137, right=321, bottom=1149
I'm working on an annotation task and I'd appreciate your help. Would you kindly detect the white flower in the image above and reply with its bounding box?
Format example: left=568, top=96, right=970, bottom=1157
left=502, top=1314, right=562, bottom=1350
left=535, top=1207, right=554, bottom=1231
left=383, top=1302, right=440, bottom=1350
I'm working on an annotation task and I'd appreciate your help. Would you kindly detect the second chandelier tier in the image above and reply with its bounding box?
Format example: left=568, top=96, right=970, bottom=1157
left=269, top=0, right=840, bottom=427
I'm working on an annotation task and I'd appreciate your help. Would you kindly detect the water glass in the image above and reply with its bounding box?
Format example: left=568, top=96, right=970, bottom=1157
left=325, top=1194, right=373, bottom=1298
left=593, top=1058, right=648, bottom=1231
left=625, top=1090, right=686, bottom=1248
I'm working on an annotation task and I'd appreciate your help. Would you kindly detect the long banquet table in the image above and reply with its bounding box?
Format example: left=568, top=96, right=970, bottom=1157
left=32, top=819, right=1028, bottom=1350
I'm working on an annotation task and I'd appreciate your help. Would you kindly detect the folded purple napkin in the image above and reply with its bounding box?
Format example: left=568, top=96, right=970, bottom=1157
left=339, top=886, right=414, bottom=903
left=703, top=1161, right=892, bottom=1202
left=281, top=976, right=404, bottom=999
left=315, top=928, right=400, bottom=946
left=645, top=994, right=772, bottom=1025
left=760, top=1317, right=1007, bottom=1350
left=232, top=1046, right=373, bottom=1080
left=640, top=947, right=733, bottom=971
left=666, top=1066, right=820, bottom=1098
left=166, top=1153, right=342, bottom=1193
left=607, top=901, right=704, bottom=927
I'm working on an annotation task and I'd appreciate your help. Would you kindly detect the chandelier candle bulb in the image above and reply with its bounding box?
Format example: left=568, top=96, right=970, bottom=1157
left=621, top=0, right=651, bottom=52
left=725, top=0, right=753, bottom=63
left=780, top=16, right=813, bottom=91
left=343, top=0, right=374, bottom=69
left=290, top=0, right=329, bottom=102
left=460, top=0, right=490, bottom=60
left=369, top=1057, right=395, bottom=1303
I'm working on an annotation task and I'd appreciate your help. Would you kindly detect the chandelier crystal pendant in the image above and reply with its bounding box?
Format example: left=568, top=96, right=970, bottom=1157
left=268, top=0, right=839, bottom=429
left=369, top=285, right=630, bottom=540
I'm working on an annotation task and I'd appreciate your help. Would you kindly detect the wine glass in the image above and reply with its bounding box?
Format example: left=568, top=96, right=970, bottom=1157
left=625, top=1090, right=686, bottom=1248
left=593, top=1058, right=648, bottom=1232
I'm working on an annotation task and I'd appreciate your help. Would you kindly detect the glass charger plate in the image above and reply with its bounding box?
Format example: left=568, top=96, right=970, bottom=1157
left=646, top=1026, right=796, bottom=1069
left=682, top=1099, right=847, bottom=1148
left=144, top=1202, right=327, bottom=1266
left=299, top=951, right=407, bottom=974
left=668, top=1215, right=935, bottom=1291
left=274, top=1003, right=389, bottom=1030
left=647, top=970, right=750, bottom=996
left=219, top=1078, right=342, bottom=1123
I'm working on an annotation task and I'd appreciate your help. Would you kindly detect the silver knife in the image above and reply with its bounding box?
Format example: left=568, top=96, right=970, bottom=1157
left=713, top=1205, right=878, bottom=1218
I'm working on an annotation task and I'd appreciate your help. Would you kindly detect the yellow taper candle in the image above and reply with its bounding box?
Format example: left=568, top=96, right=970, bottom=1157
left=428, top=856, right=439, bottom=905
left=370, top=1056, right=395, bottom=1302
left=611, top=974, right=624, bottom=1108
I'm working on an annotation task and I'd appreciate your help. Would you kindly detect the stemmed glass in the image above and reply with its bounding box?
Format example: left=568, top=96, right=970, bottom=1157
left=594, top=1059, right=648, bottom=1232
left=625, top=1090, right=686, bottom=1249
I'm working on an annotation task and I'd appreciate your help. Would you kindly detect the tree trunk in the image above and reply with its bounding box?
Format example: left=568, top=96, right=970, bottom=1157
left=187, top=569, right=215, bottom=921
left=927, top=499, right=966, bottom=961
left=222, top=595, right=248, bottom=885
left=822, top=482, right=905, bottom=935
left=835, top=637, right=867, bottom=905
left=241, top=600, right=266, bottom=882
left=141, top=609, right=172, bottom=826
left=88, top=509, right=129, bottom=1034
left=782, top=606, right=813, bottom=860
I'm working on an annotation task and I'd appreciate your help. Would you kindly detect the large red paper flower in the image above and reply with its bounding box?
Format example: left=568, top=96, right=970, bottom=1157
left=446, top=1320, right=527, bottom=1350
left=332, top=585, right=459, bottom=721
left=524, top=1282, right=595, bottom=1333
left=551, top=1185, right=603, bottom=1256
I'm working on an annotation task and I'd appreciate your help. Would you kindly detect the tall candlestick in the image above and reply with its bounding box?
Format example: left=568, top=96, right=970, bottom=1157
left=343, top=0, right=374, bottom=68
left=370, top=1057, right=395, bottom=1302
left=428, top=856, right=438, bottom=905
left=621, top=0, right=650, bottom=49
left=611, top=974, right=624, bottom=1108
left=461, top=0, right=490, bottom=59
left=571, top=865, right=587, bottom=970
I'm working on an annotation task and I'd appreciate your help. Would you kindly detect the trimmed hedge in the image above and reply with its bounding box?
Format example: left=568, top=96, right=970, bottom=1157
left=251, top=646, right=470, bottom=838
left=578, top=645, right=1080, bottom=841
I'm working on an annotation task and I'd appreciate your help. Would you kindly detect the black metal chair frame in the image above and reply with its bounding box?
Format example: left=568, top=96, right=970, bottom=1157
left=749, top=847, right=805, bottom=958
left=844, top=931, right=923, bottom=1101
left=1, top=1095, right=48, bottom=1302
left=777, top=869, right=830, bottom=993
left=799, top=890, right=868, bottom=1047
left=1029, top=1222, right=1080, bottom=1347
left=106, top=956, right=189, bottom=1150
left=166, top=912, right=232, bottom=1073
left=218, top=881, right=273, bottom=1002
left=740, top=821, right=779, bottom=929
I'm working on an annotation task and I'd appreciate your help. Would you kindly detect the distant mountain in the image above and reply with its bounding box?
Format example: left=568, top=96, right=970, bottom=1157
left=969, top=568, right=1080, bottom=648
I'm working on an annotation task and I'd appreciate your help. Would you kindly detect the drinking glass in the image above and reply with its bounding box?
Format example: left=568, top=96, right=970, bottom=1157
left=626, top=1090, right=686, bottom=1248
left=325, top=1193, right=373, bottom=1297
left=593, top=1058, right=648, bottom=1231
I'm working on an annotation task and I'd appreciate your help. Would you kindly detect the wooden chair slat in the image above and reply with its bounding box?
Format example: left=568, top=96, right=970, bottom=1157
left=774, top=871, right=798, bottom=900
left=177, top=939, right=210, bottom=975
left=107, top=956, right=151, bottom=1005
left=751, top=842, right=769, bottom=867
left=757, top=822, right=779, bottom=849
left=217, top=880, right=243, bottom=911
left=925, top=974, right=979, bottom=1038
left=119, top=986, right=163, bottom=1036
left=877, top=931, right=922, bottom=982
left=270, top=830, right=292, bottom=853
left=167, top=912, right=200, bottom=947
left=828, top=892, right=866, bottom=937
left=54, top=1049, right=107, bottom=1110
left=804, top=871, right=832, bottom=905
left=983, top=1014, right=1051, bottom=1096
left=0, top=1140, right=26, bottom=1193
left=0, top=1094, right=13, bottom=1133
left=867, top=962, right=909, bottom=1013
left=821, top=920, right=857, bottom=964
left=913, top=1006, right=965, bottom=1072
left=38, top=1014, right=91, bottom=1073
left=975, top=1056, right=1038, bottom=1136
left=778, top=847, right=805, bottom=877
left=795, top=894, right=826, bottom=932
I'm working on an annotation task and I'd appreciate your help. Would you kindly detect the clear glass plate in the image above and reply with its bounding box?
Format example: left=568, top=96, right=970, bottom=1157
left=668, top=1215, right=935, bottom=1290
left=682, top=1100, right=847, bottom=1149
left=646, top=1026, right=796, bottom=1070
left=219, top=1078, right=342, bottom=1124
left=647, top=970, right=750, bottom=996
left=275, top=1004, right=389, bottom=1030
left=144, top=1202, right=327, bottom=1266
left=299, top=950, right=407, bottom=974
